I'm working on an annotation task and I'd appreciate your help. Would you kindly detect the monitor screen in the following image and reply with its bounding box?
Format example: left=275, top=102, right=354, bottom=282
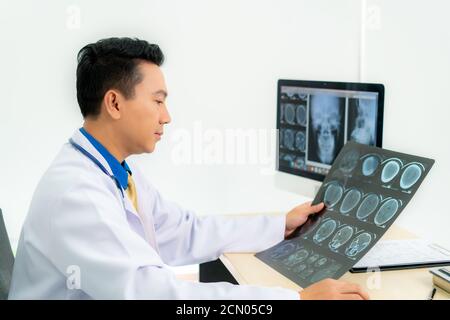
left=277, top=79, right=384, bottom=182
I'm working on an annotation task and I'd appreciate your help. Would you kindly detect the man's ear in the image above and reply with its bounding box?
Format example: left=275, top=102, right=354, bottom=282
left=103, top=89, right=123, bottom=120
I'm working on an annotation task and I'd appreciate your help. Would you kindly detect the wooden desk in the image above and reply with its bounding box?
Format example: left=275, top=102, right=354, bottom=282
left=220, top=224, right=450, bottom=300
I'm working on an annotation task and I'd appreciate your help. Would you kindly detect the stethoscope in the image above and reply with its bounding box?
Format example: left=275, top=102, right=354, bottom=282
left=69, top=138, right=125, bottom=198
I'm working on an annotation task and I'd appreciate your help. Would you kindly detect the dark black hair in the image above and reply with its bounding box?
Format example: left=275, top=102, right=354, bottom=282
left=76, top=37, right=164, bottom=118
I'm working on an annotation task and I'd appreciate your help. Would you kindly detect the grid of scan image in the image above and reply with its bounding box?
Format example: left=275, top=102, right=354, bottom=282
left=258, top=142, right=434, bottom=288
left=278, top=86, right=378, bottom=179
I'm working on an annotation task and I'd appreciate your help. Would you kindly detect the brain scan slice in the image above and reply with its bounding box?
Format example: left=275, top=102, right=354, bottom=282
left=309, top=263, right=342, bottom=283
left=292, top=264, right=307, bottom=273
left=323, top=182, right=344, bottom=208
left=298, top=268, right=315, bottom=279
left=296, top=104, right=307, bottom=126
left=315, top=257, right=328, bottom=268
left=381, top=159, right=401, bottom=183
left=329, top=226, right=354, bottom=251
left=294, top=157, right=305, bottom=170
left=283, top=249, right=309, bottom=267
left=269, top=242, right=296, bottom=259
left=339, top=188, right=362, bottom=215
left=284, top=103, right=296, bottom=124
left=339, top=150, right=360, bottom=173
left=283, top=129, right=295, bottom=150
left=356, top=193, right=380, bottom=220
left=306, top=253, right=320, bottom=265
left=400, top=163, right=423, bottom=190
left=374, top=198, right=399, bottom=226
left=345, top=232, right=372, bottom=257
left=362, top=155, right=380, bottom=176
left=313, top=219, right=337, bottom=244
left=295, top=131, right=306, bottom=152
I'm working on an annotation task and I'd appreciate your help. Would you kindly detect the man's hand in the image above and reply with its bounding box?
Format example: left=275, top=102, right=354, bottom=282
left=284, top=201, right=325, bottom=238
left=299, top=278, right=370, bottom=300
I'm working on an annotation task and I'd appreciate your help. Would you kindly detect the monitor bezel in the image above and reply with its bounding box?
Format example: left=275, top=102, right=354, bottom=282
left=276, top=79, right=385, bottom=182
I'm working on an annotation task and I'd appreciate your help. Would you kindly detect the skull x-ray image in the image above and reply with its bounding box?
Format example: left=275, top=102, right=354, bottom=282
left=347, top=98, right=377, bottom=145
left=308, top=94, right=345, bottom=165
left=256, top=141, right=434, bottom=288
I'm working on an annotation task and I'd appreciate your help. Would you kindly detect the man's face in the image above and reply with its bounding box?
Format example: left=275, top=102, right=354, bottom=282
left=118, top=62, right=171, bottom=154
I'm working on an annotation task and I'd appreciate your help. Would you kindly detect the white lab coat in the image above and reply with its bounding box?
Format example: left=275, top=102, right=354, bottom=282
left=9, top=130, right=299, bottom=300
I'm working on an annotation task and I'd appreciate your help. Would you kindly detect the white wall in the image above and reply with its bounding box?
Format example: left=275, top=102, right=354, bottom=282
left=0, top=0, right=449, bottom=250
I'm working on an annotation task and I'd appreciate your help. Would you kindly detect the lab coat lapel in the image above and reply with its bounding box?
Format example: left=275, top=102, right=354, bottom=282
left=70, top=130, right=158, bottom=251
left=123, top=194, right=159, bottom=252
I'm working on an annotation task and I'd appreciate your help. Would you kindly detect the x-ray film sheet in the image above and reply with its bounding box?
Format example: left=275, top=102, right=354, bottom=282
left=256, top=141, right=434, bottom=288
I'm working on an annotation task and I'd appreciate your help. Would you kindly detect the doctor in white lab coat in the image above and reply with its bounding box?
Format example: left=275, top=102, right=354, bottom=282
left=9, top=37, right=369, bottom=300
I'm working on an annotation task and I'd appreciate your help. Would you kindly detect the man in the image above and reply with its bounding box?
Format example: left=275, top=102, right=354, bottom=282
left=9, top=37, right=369, bottom=300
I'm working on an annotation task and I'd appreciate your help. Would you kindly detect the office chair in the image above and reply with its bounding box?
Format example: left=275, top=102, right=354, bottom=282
left=0, top=209, right=14, bottom=300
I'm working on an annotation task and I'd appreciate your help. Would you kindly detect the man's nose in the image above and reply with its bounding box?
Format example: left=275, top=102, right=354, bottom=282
left=160, top=104, right=171, bottom=125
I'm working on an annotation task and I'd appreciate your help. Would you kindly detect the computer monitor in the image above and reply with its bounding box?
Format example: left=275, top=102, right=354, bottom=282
left=275, top=79, right=384, bottom=197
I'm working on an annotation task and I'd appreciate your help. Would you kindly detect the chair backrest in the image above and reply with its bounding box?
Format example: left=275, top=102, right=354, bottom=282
left=0, top=209, right=14, bottom=300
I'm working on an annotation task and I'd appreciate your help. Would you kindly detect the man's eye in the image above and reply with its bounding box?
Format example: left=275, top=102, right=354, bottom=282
left=156, top=100, right=164, bottom=105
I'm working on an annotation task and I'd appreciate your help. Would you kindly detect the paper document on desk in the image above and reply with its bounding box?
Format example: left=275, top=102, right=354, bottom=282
left=351, top=239, right=450, bottom=271
left=256, top=141, right=434, bottom=288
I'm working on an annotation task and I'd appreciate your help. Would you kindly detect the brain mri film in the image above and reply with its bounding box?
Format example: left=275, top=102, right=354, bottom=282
left=269, top=242, right=296, bottom=259
left=296, top=104, right=307, bottom=126
left=362, top=155, right=381, bottom=176
left=381, top=159, right=401, bottom=183
left=283, top=249, right=309, bottom=267
left=374, top=198, right=399, bottom=226
left=347, top=98, right=377, bottom=145
left=345, top=232, right=372, bottom=257
left=323, top=182, right=344, bottom=208
left=257, top=141, right=434, bottom=288
left=308, top=94, right=345, bottom=165
left=400, top=163, right=423, bottom=189
left=313, top=219, right=337, bottom=244
left=295, top=131, right=306, bottom=152
left=339, top=150, right=360, bottom=173
left=356, top=193, right=380, bottom=220
left=283, top=129, right=295, bottom=150
left=339, top=189, right=362, bottom=215
left=309, top=263, right=342, bottom=283
left=329, top=226, right=354, bottom=251
left=284, top=103, right=296, bottom=124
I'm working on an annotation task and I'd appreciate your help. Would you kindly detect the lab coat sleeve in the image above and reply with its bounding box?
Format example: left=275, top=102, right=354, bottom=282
left=49, top=180, right=299, bottom=299
left=150, top=186, right=287, bottom=266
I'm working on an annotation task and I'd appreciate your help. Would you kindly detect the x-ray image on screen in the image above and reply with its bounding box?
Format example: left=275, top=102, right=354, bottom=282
left=347, top=98, right=377, bottom=145
left=308, top=94, right=345, bottom=165
left=257, top=141, right=434, bottom=288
